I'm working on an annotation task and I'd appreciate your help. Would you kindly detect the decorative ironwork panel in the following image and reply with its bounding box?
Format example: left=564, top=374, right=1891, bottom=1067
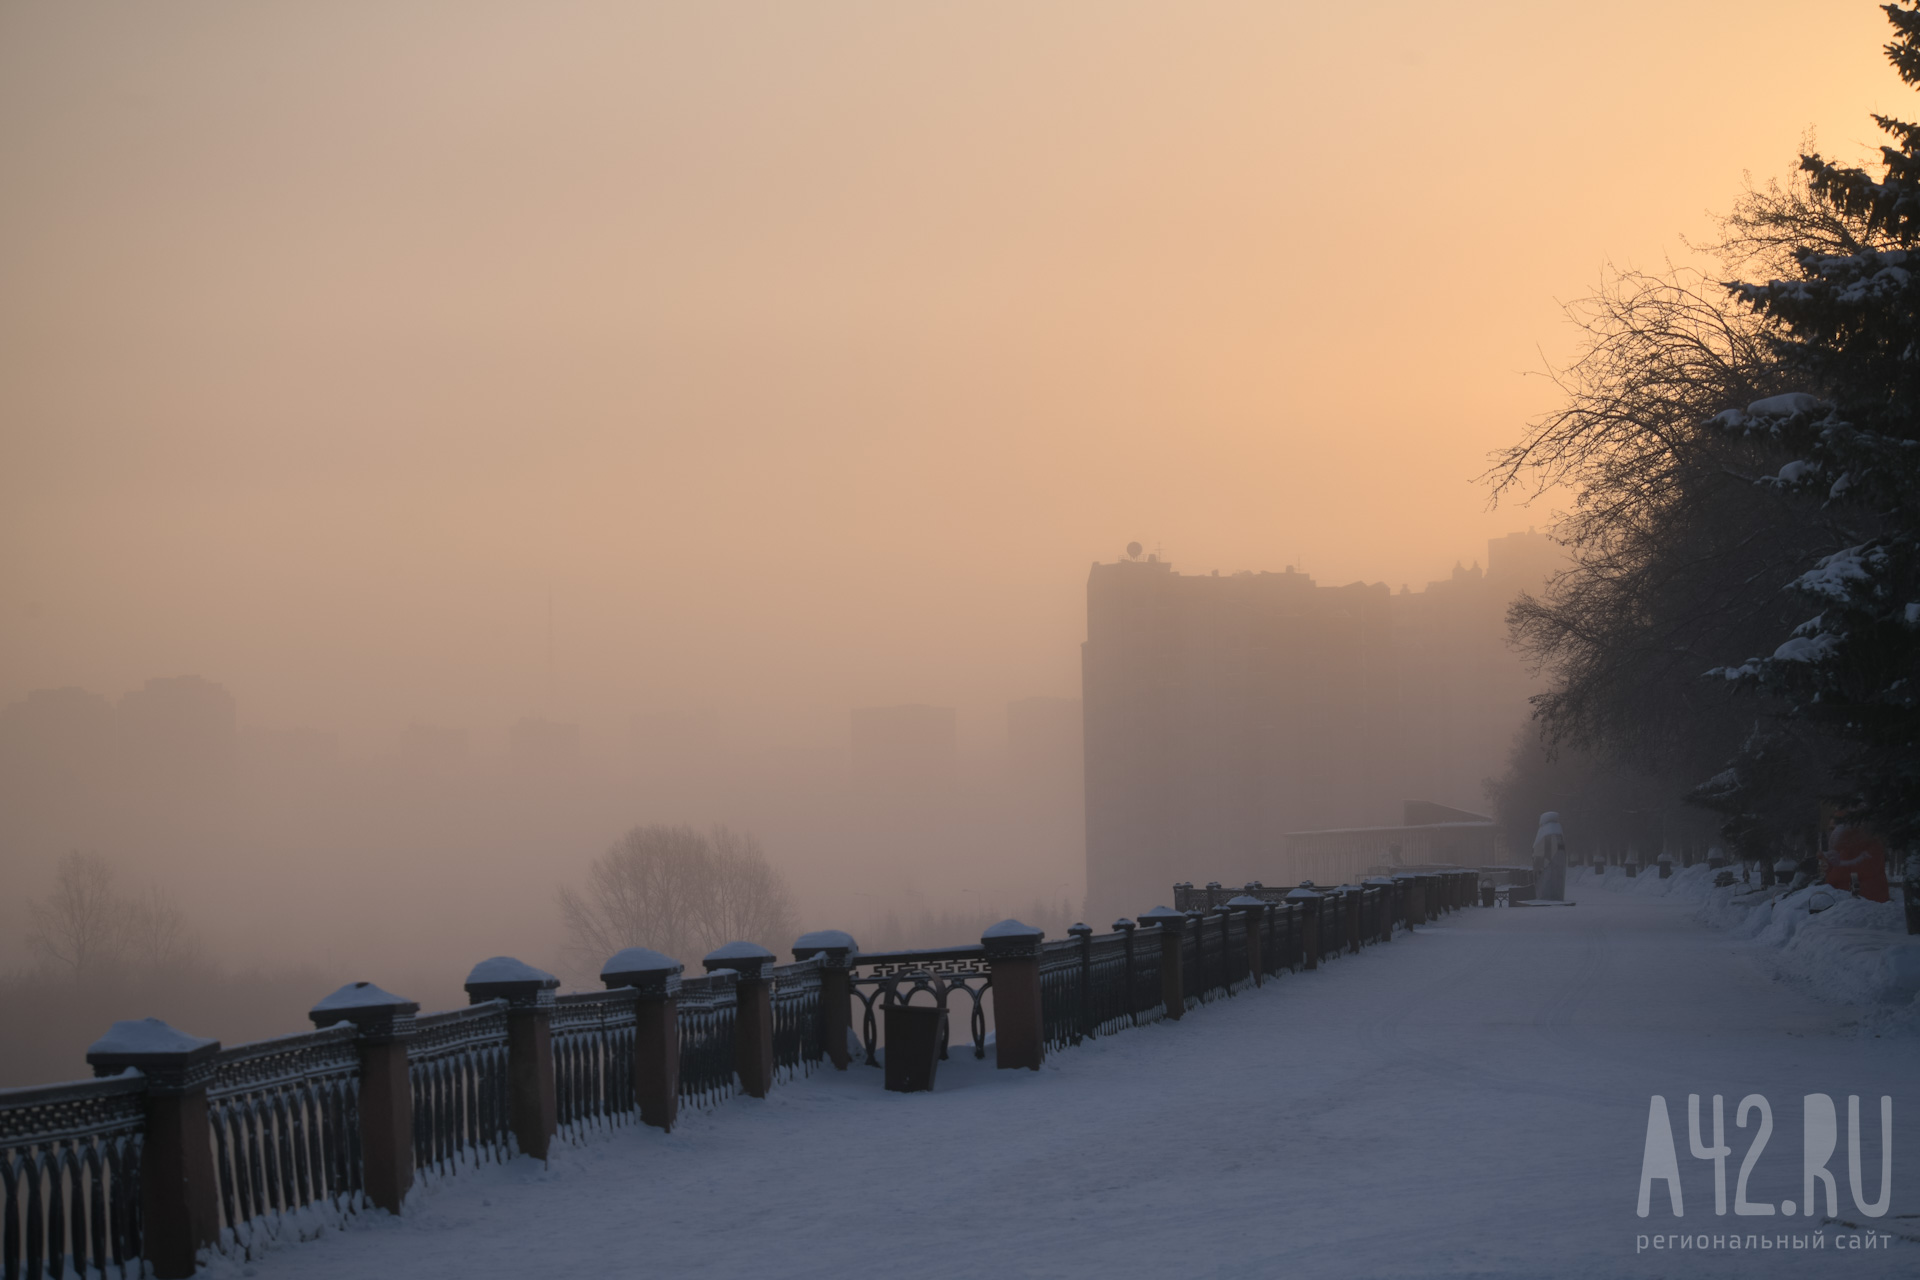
left=1, top=1073, right=145, bottom=1280
left=207, top=1025, right=363, bottom=1258
left=768, top=959, right=823, bottom=1083
left=848, top=947, right=990, bottom=1066
left=409, top=1002, right=511, bottom=1177
left=552, top=990, right=637, bottom=1142
left=676, top=975, right=738, bottom=1110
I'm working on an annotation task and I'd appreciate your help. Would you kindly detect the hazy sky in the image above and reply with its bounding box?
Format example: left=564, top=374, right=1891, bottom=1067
left=0, top=1, right=1897, bottom=749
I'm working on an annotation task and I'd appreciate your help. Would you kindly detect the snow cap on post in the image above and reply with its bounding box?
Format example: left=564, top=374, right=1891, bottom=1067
left=792, top=929, right=859, bottom=966
left=601, top=947, right=683, bottom=997
left=980, top=918, right=1044, bottom=958
left=1137, top=905, right=1186, bottom=932
left=463, top=956, right=560, bottom=1009
left=1285, top=886, right=1322, bottom=902
left=309, top=982, right=419, bottom=1043
left=1225, top=894, right=1267, bottom=910
left=87, top=1018, right=220, bottom=1092
left=703, top=940, right=776, bottom=979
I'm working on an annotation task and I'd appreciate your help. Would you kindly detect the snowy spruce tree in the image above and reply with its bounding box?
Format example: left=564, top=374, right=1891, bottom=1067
left=1710, top=2, right=1920, bottom=845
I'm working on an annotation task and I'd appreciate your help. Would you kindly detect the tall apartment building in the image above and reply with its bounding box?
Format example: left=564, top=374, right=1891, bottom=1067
left=1082, top=534, right=1559, bottom=917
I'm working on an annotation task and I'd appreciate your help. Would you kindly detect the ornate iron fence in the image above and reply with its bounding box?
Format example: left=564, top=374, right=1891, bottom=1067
left=206, top=1024, right=363, bottom=1257
left=0, top=1073, right=145, bottom=1280
left=409, top=1002, right=511, bottom=1177
left=1129, top=924, right=1167, bottom=1020
left=848, top=946, right=991, bottom=1066
left=768, top=958, right=824, bottom=1083
left=1037, top=926, right=1162, bottom=1051
left=676, top=973, right=738, bottom=1110
left=551, top=990, right=636, bottom=1142
left=1037, top=937, right=1082, bottom=1050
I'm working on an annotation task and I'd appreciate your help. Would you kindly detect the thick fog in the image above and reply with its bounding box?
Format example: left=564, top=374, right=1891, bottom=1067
left=0, top=3, right=1889, bottom=1081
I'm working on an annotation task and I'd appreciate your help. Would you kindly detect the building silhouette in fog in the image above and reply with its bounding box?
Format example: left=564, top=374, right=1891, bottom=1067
left=116, top=676, right=238, bottom=785
left=1082, top=533, right=1560, bottom=917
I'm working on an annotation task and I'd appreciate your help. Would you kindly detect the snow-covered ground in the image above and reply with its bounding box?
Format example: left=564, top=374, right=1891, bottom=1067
left=1589, top=861, right=1920, bottom=1031
left=218, top=892, right=1916, bottom=1280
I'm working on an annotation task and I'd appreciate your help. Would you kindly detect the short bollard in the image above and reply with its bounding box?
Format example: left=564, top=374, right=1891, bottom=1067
left=883, top=1001, right=947, bottom=1092
left=705, top=941, right=778, bottom=1097
left=310, top=982, right=418, bottom=1214
left=793, top=929, right=859, bottom=1070
left=464, top=957, right=559, bottom=1161
left=602, top=947, right=683, bottom=1131
left=87, top=1019, right=221, bottom=1280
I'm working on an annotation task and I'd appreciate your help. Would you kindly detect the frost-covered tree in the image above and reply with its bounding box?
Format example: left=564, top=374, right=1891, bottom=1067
left=557, top=823, right=798, bottom=972
left=1707, top=2, right=1920, bottom=844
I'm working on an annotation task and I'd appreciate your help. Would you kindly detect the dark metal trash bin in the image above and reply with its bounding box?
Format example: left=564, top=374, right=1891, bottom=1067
left=883, top=1002, right=947, bottom=1093
left=1480, top=881, right=1496, bottom=908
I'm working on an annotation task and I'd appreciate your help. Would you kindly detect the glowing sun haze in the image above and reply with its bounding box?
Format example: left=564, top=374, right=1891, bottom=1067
left=0, top=1, right=1894, bottom=746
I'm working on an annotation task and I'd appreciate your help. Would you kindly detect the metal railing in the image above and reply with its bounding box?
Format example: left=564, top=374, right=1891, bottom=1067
left=848, top=946, right=992, bottom=1065
left=410, top=1003, right=512, bottom=1176
left=552, top=990, right=637, bottom=1142
left=676, top=972, right=738, bottom=1110
left=768, top=957, right=824, bottom=1083
left=0, top=1073, right=145, bottom=1280
left=206, top=1024, right=363, bottom=1256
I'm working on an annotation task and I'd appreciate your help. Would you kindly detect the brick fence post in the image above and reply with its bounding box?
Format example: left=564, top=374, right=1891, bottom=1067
left=705, top=942, right=777, bottom=1097
left=981, top=919, right=1045, bottom=1069
left=1287, top=887, right=1322, bottom=968
left=464, top=957, right=559, bottom=1161
left=87, top=1019, right=219, bottom=1280
left=601, top=947, right=682, bottom=1131
left=310, top=982, right=418, bottom=1214
left=793, top=930, right=859, bottom=1070
left=1137, top=906, right=1186, bottom=1019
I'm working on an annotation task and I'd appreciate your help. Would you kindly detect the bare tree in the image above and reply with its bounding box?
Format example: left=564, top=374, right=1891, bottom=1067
left=698, top=826, right=797, bottom=956
left=125, top=887, right=205, bottom=974
left=558, top=823, right=798, bottom=972
left=28, top=851, right=130, bottom=979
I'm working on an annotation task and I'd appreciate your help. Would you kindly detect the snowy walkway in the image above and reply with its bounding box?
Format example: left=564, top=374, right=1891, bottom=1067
left=227, top=893, right=1914, bottom=1279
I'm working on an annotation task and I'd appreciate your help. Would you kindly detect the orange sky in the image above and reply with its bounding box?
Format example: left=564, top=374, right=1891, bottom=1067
left=0, top=1, right=1899, bottom=749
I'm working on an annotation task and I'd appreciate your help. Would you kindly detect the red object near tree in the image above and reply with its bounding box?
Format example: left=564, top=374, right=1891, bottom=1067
left=1825, top=823, right=1891, bottom=903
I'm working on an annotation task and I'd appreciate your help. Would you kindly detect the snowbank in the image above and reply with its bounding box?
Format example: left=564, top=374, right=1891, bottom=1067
left=1586, top=861, right=1920, bottom=1028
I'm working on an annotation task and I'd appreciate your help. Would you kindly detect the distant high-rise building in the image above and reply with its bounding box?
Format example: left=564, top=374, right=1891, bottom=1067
left=1082, top=533, right=1561, bottom=917
left=117, top=675, right=237, bottom=782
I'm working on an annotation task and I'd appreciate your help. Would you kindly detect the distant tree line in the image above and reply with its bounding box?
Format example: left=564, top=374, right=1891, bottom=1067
left=1489, top=3, right=1920, bottom=876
